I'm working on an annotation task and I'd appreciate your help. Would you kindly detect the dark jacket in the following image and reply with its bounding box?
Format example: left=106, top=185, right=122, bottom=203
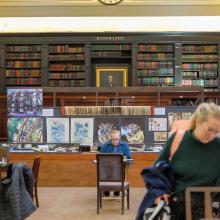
left=0, top=163, right=36, bottom=220
left=136, top=160, right=174, bottom=220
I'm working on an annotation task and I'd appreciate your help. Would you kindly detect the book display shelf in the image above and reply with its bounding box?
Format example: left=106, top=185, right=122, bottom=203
left=5, top=44, right=41, bottom=86
left=48, top=44, right=85, bottom=87
left=137, top=44, right=174, bottom=86
left=181, top=44, right=219, bottom=91
left=91, top=44, right=131, bottom=59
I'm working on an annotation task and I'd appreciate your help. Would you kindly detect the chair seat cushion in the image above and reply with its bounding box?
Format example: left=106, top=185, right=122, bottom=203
left=99, top=182, right=129, bottom=190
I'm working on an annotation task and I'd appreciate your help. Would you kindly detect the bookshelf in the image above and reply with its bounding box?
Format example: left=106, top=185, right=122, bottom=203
left=48, top=44, right=85, bottom=87
left=5, top=44, right=41, bottom=86
left=137, top=44, right=174, bottom=86
left=91, top=44, right=131, bottom=58
left=181, top=44, right=219, bottom=91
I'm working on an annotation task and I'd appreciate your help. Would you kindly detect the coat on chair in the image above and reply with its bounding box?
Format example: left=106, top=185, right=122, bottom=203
left=136, top=161, right=174, bottom=220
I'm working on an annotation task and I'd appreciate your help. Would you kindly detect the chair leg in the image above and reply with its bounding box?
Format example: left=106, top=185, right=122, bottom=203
left=121, top=190, right=124, bottom=215
left=100, top=190, right=102, bottom=209
left=127, top=188, right=129, bottom=210
left=35, top=185, right=39, bottom=208
left=97, top=189, right=100, bottom=214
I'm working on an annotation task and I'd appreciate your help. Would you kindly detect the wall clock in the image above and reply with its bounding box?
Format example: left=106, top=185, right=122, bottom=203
left=98, top=0, right=123, bottom=5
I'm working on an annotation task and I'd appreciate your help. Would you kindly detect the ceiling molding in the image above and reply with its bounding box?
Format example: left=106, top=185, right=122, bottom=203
left=0, top=0, right=219, bottom=6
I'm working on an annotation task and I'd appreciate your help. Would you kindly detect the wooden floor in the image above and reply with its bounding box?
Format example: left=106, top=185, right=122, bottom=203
left=27, top=187, right=146, bottom=220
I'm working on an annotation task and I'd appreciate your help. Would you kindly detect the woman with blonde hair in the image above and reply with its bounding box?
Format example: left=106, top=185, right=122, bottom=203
left=155, top=102, right=220, bottom=219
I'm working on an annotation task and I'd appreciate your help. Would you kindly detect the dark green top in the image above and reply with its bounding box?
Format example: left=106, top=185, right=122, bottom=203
left=156, top=130, right=220, bottom=194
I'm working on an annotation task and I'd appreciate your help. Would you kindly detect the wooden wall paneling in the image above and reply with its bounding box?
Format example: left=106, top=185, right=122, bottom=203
left=9, top=152, right=158, bottom=187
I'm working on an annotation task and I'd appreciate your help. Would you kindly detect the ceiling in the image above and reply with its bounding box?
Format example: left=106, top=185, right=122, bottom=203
left=0, top=0, right=220, bottom=32
left=0, top=0, right=220, bottom=16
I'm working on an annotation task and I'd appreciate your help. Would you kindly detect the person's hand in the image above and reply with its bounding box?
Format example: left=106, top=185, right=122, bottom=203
left=154, top=194, right=170, bottom=205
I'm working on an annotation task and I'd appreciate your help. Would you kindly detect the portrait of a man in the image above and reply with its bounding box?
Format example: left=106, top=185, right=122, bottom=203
left=96, top=67, right=128, bottom=87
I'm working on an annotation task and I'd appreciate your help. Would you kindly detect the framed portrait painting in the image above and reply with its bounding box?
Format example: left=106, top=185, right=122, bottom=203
left=96, top=67, right=128, bottom=87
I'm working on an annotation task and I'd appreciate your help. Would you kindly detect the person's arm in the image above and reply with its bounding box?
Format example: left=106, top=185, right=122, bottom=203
left=100, top=142, right=107, bottom=153
left=123, top=142, right=131, bottom=159
left=154, top=132, right=176, bottom=205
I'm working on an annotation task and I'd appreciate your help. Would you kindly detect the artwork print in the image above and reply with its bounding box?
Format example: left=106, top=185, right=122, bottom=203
left=149, top=118, right=167, bottom=131
left=120, top=118, right=145, bottom=144
left=71, top=118, right=94, bottom=145
left=47, top=118, right=69, bottom=143
left=7, top=88, right=43, bottom=116
left=168, top=112, right=192, bottom=130
left=8, top=117, right=43, bottom=143
left=154, top=132, right=167, bottom=142
left=94, top=118, right=119, bottom=144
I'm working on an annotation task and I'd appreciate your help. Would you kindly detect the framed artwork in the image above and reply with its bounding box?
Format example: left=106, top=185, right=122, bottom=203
left=46, top=118, right=69, bottom=143
left=7, top=88, right=43, bottom=116
left=120, top=118, right=145, bottom=144
left=154, top=132, right=167, bottom=142
left=96, top=67, right=128, bottom=87
left=94, top=118, right=119, bottom=145
left=8, top=117, right=43, bottom=143
left=71, top=118, right=94, bottom=145
left=148, top=118, right=167, bottom=131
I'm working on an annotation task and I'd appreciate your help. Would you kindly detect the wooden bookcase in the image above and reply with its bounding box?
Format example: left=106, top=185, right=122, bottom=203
left=181, top=44, right=219, bottom=91
left=137, top=44, right=174, bottom=86
left=48, top=44, right=85, bottom=87
left=5, top=44, right=42, bottom=86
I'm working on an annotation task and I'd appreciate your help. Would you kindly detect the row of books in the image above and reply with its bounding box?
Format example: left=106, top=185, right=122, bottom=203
left=6, top=61, right=41, bottom=68
left=137, top=69, right=174, bottom=76
left=6, top=53, right=41, bottom=59
left=138, top=45, right=173, bottom=52
left=49, top=72, right=85, bottom=79
left=137, top=62, right=174, bottom=69
left=181, top=79, right=218, bottom=86
left=182, top=45, right=218, bottom=53
left=91, top=51, right=131, bottom=57
left=49, top=64, right=85, bottom=71
left=181, top=54, right=218, bottom=61
left=91, top=44, right=131, bottom=51
left=182, top=63, right=218, bottom=70
left=6, top=78, right=41, bottom=85
left=182, top=71, right=217, bottom=78
left=49, top=79, right=85, bottom=86
left=49, top=54, right=85, bottom=60
left=6, top=69, right=41, bottom=78
left=137, top=53, right=174, bottom=60
left=137, top=77, right=174, bottom=85
left=49, top=45, right=84, bottom=53
left=6, top=45, right=41, bottom=52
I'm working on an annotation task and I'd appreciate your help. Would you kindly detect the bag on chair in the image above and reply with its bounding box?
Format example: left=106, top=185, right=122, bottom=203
left=143, top=200, right=171, bottom=220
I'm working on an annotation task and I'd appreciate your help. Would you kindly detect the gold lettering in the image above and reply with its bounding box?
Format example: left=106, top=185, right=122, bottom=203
left=96, top=36, right=124, bottom=41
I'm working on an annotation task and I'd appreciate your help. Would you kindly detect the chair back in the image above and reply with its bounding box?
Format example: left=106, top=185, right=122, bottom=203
left=185, top=186, right=220, bottom=220
left=96, top=153, right=124, bottom=182
left=0, top=146, right=10, bottom=161
left=32, top=157, right=41, bottom=181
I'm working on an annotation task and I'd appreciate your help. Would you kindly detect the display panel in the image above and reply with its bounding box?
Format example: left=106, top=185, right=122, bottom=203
left=7, top=88, right=43, bottom=116
left=46, top=118, right=69, bottom=143
left=71, top=118, right=94, bottom=145
left=8, top=117, right=43, bottom=143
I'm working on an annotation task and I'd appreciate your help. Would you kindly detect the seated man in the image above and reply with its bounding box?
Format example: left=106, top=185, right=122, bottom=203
left=100, top=129, right=131, bottom=197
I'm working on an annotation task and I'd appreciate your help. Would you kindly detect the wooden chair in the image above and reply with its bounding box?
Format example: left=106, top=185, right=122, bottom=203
left=185, top=186, right=220, bottom=220
left=0, top=146, right=9, bottom=162
left=96, top=153, right=130, bottom=214
left=32, top=157, right=41, bottom=208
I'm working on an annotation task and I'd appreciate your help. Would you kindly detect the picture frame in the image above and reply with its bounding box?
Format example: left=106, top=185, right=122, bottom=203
left=96, top=67, right=128, bottom=87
